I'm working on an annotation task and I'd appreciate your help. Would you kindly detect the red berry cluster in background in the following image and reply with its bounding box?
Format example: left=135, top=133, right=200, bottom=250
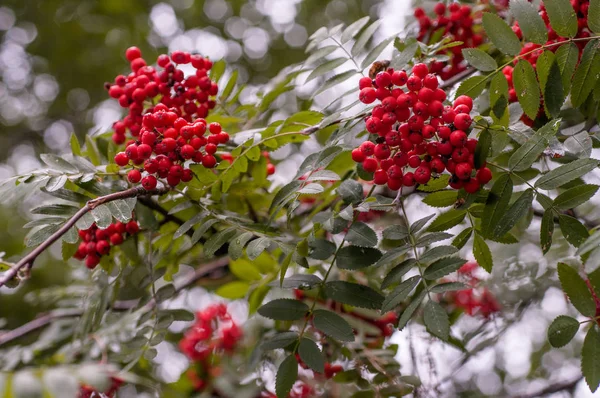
left=73, top=220, right=139, bottom=269
left=261, top=382, right=314, bottom=398
left=353, top=63, right=492, bottom=193
left=441, top=262, right=500, bottom=318
left=109, top=47, right=229, bottom=190
left=504, top=0, right=593, bottom=111
left=78, top=377, right=122, bottom=398
left=106, top=46, right=217, bottom=142
left=414, top=3, right=484, bottom=80
left=180, top=304, right=242, bottom=391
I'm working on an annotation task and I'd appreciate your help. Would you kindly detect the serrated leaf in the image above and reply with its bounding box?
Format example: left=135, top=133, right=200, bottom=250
left=556, top=42, right=579, bottom=94
left=422, top=190, right=458, bottom=208
left=558, top=214, right=589, bottom=248
left=426, top=210, right=466, bottom=232
left=258, top=299, right=309, bottom=321
left=565, top=131, right=593, bottom=158
left=418, top=174, right=450, bottom=192
left=305, top=58, right=348, bottom=83
left=338, top=180, right=363, bottom=204
left=276, top=355, right=298, bottom=398
left=473, top=233, right=493, bottom=273
left=490, top=74, right=509, bottom=126
left=544, top=0, right=578, bottom=37
left=324, top=281, right=384, bottom=309
left=204, top=227, right=237, bottom=257
left=482, top=13, right=522, bottom=56
left=590, top=0, right=600, bottom=34
left=423, top=300, right=449, bottom=341
left=336, top=246, right=382, bottom=270
left=419, top=246, right=459, bottom=264
left=481, top=174, right=513, bottom=238
left=25, top=224, right=60, bottom=247
left=536, top=158, right=599, bottom=189
left=475, top=129, right=492, bottom=169
left=40, top=154, right=78, bottom=173
left=381, top=276, right=421, bottom=312
left=361, top=37, right=395, bottom=70
left=390, top=40, right=418, bottom=70
left=512, top=60, right=541, bottom=119
left=571, top=40, right=600, bottom=107
left=462, top=48, right=497, bottom=72
left=411, top=214, right=435, bottom=234
left=346, top=222, right=378, bottom=247
left=91, top=204, right=112, bottom=229
left=298, top=183, right=324, bottom=195
left=308, top=238, right=336, bottom=260
left=298, top=338, right=325, bottom=373
left=155, top=284, right=176, bottom=303
left=261, top=332, right=299, bottom=350
left=544, top=62, right=565, bottom=118
left=541, top=210, right=555, bottom=254
left=415, top=232, right=453, bottom=247
left=547, top=315, right=580, bottom=348
left=398, top=290, right=426, bottom=330
left=342, top=16, right=370, bottom=43
left=455, top=75, right=488, bottom=100
left=510, top=0, right=548, bottom=44
left=493, top=188, right=534, bottom=237
left=554, top=184, right=599, bottom=210
left=557, top=262, right=596, bottom=316
left=383, top=224, right=409, bottom=240
left=313, top=309, right=355, bottom=342
left=173, top=212, right=206, bottom=239
left=246, top=237, right=272, bottom=260
left=583, top=326, right=600, bottom=392
left=352, top=20, right=381, bottom=56
left=308, top=170, right=340, bottom=181
left=45, top=175, right=68, bottom=192
left=430, top=282, right=468, bottom=293
left=381, top=259, right=417, bottom=289
left=271, top=274, right=322, bottom=289
left=452, top=227, right=473, bottom=249
left=228, top=231, right=254, bottom=260
left=423, top=257, right=467, bottom=280
left=509, top=119, right=559, bottom=171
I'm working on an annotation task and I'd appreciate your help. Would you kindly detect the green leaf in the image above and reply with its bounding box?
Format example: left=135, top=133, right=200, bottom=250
left=475, top=129, right=492, bottom=169
left=510, top=0, right=548, bottom=44
left=547, top=315, right=580, bottom=348
left=419, top=246, right=459, bottom=264
left=544, top=0, right=578, bottom=37
left=246, top=237, right=272, bottom=260
left=583, top=326, right=600, bottom=392
left=455, top=75, right=488, bottom=100
left=324, top=281, right=384, bottom=309
left=536, top=158, right=599, bottom=189
left=258, top=298, right=309, bottom=321
left=174, top=212, right=206, bottom=239
left=382, top=259, right=417, bottom=289
left=398, top=290, right=426, bottom=330
left=313, top=309, right=355, bottom=342
left=557, top=262, right=596, bottom=317
left=430, top=282, right=468, bottom=293
left=512, top=60, right=541, bottom=119
left=308, top=238, right=336, bottom=260
left=228, top=231, right=254, bottom=260
left=191, top=219, right=220, bottom=245
left=426, top=210, right=466, bottom=232
left=423, top=301, right=449, bottom=341
left=415, top=232, right=453, bottom=247
left=383, top=224, right=409, bottom=240
left=203, top=227, right=237, bottom=257
left=270, top=180, right=303, bottom=214
left=361, top=37, right=395, bottom=70
left=461, top=48, right=497, bottom=72
left=544, top=62, right=565, bottom=118
left=306, top=46, right=337, bottom=65
left=411, top=214, right=435, bottom=233
left=481, top=174, right=513, bottom=238
left=306, top=58, right=347, bottom=83
left=298, top=338, right=324, bottom=373
left=336, top=246, right=382, bottom=270
left=536, top=51, right=555, bottom=95
left=508, top=119, right=559, bottom=171
left=558, top=214, right=589, bottom=248
left=482, top=13, right=522, bottom=56
left=493, top=188, right=534, bottom=237
left=390, top=40, right=419, bottom=70
left=308, top=170, right=340, bottom=181
left=556, top=42, right=579, bottom=94
left=474, top=233, right=494, bottom=272
left=40, top=153, right=78, bottom=173
left=381, top=276, right=421, bottom=312
left=342, top=16, right=370, bottom=43
left=346, top=222, right=378, bottom=247
left=271, top=274, right=322, bottom=289
left=571, top=40, right=600, bottom=107
left=220, top=70, right=238, bottom=101
left=554, top=184, right=599, bottom=210
left=155, top=284, right=176, bottom=303
left=338, top=180, right=363, bottom=204
left=276, top=355, right=298, bottom=398
left=91, top=204, right=112, bottom=229
left=452, top=227, right=473, bottom=249
left=45, top=175, right=67, bottom=192
left=424, top=257, right=467, bottom=280
left=230, top=258, right=262, bottom=281
left=418, top=174, right=450, bottom=192
left=352, top=20, right=381, bottom=56
left=25, top=224, right=60, bottom=247
left=490, top=74, right=509, bottom=126
left=215, top=281, right=250, bottom=299
left=590, top=0, right=600, bottom=33
left=422, top=190, right=458, bottom=208
left=261, top=332, right=299, bottom=350
left=541, top=210, right=555, bottom=254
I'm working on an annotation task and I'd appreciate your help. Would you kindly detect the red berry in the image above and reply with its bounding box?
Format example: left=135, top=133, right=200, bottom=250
left=115, top=152, right=129, bottom=166
left=126, top=221, right=139, bottom=235
left=412, top=63, right=429, bottom=78
left=359, top=88, right=377, bottom=104
left=209, top=122, right=222, bottom=134
left=454, top=113, right=472, bottom=130
left=362, top=158, right=378, bottom=173
left=450, top=130, right=467, bottom=148
left=375, top=72, right=392, bottom=88
left=402, top=172, right=416, bottom=187
left=180, top=144, right=195, bottom=159
left=414, top=165, right=431, bottom=184
left=267, top=163, right=276, bottom=175
left=110, top=233, right=124, bottom=245
left=360, top=141, right=376, bottom=156
left=374, top=144, right=391, bottom=159
left=453, top=95, right=473, bottom=112
left=96, top=240, right=110, bottom=255
left=202, top=154, right=217, bottom=168
left=352, top=148, right=366, bottom=162
left=464, top=178, right=480, bottom=193
left=359, top=76, right=373, bottom=89
left=476, top=167, right=493, bottom=184
left=373, top=169, right=388, bottom=185
left=85, top=254, right=100, bottom=269
left=125, top=46, right=142, bottom=61
left=142, top=175, right=158, bottom=190
left=455, top=163, right=473, bottom=180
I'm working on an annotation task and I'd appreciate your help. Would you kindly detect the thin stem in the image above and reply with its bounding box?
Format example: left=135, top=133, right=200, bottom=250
left=399, top=198, right=431, bottom=298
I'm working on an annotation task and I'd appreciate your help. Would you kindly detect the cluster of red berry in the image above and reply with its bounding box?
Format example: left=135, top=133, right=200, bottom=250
left=414, top=3, right=484, bottom=80
left=353, top=63, right=492, bottom=193
left=106, top=46, right=217, bottom=142
left=295, top=354, right=344, bottom=379
left=73, top=221, right=139, bottom=269
left=179, top=304, right=242, bottom=391
left=261, top=382, right=314, bottom=398
left=78, top=377, right=122, bottom=398
left=109, top=47, right=229, bottom=190
left=504, top=0, right=593, bottom=108
left=442, top=262, right=500, bottom=318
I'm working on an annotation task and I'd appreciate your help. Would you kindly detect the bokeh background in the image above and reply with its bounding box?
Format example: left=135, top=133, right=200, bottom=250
left=1, top=0, right=599, bottom=397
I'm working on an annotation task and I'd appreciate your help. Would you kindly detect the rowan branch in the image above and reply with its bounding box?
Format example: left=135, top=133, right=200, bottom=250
left=515, top=376, right=582, bottom=398
left=0, top=256, right=229, bottom=346
left=439, top=67, right=476, bottom=90
left=0, top=186, right=170, bottom=288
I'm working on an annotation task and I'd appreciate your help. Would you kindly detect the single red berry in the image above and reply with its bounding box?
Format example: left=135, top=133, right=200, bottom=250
left=450, top=130, right=467, bottom=148
left=352, top=148, right=366, bottom=163
left=115, top=152, right=129, bottom=166
left=125, top=46, right=142, bottom=61
left=375, top=72, right=392, bottom=88
left=464, top=178, right=480, bottom=193
left=127, top=169, right=142, bottom=183
left=454, top=113, right=472, bottom=130
left=142, top=175, right=158, bottom=190
left=402, top=172, right=416, bottom=187
left=453, top=95, right=473, bottom=112
left=85, top=254, right=100, bottom=269
left=373, top=169, right=388, bottom=185
left=374, top=144, right=391, bottom=159
left=359, top=76, right=373, bottom=89
left=412, top=63, right=429, bottom=78
left=96, top=240, right=110, bottom=255
left=362, top=157, right=378, bottom=173
left=455, top=163, right=473, bottom=180
left=267, top=163, right=276, bottom=175
left=202, top=154, right=217, bottom=168
left=110, top=233, right=124, bottom=245
left=359, top=88, right=377, bottom=104
left=414, top=165, right=431, bottom=184
left=126, top=221, right=139, bottom=235
left=209, top=122, right=222, bottom=134
left=476, top=167, right=493, bottom=184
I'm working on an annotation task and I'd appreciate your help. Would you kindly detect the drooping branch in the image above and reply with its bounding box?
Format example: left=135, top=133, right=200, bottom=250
left=0, top=256, right=229, bottom=346
left=0, top=186, right=170, bottom=288
left=515, top=376, right=582, bottom=398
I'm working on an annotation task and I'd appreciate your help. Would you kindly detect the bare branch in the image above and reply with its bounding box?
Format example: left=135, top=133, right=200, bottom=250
left=0, top=186, right=170, bottom=288
left=440, top=67, right=476, bottom=90
left=0, top=256, right=229, bottom=346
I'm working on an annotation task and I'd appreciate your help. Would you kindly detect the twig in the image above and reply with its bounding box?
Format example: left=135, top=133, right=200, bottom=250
left=0, top=186, right=170, bottom=288
left=0, top=257, right=229, bottom=346
left=515, top=376, right=582, bottom=398
left=439, top=67, right=476, bottom=90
